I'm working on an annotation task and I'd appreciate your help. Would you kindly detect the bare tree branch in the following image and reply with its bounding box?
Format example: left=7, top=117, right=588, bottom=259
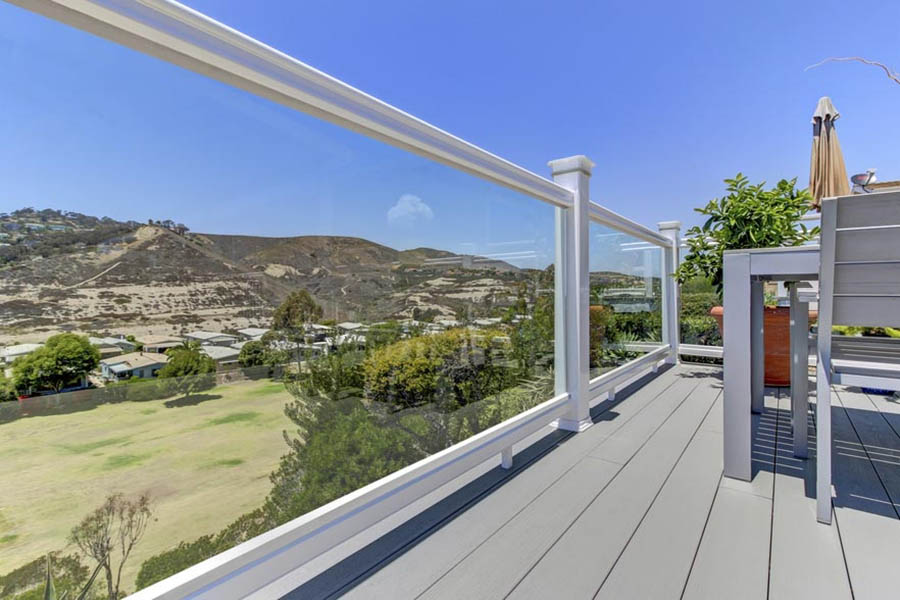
left=806, top=56, right=900, bottom=86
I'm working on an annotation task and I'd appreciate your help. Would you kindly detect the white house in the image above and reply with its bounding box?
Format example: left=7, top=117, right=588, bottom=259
left=0, top=343, right=43, bottom=365
left=184, top=331, right=239, bottom=346
left=200, top=344, right=240, bottom=365
left=237, top=327, right=269, bottom=341
left=100, top=352, right=168, bottom=380
left=135, top=335, right=183, bottom=354
left=89, top=336, right=137, bottom=358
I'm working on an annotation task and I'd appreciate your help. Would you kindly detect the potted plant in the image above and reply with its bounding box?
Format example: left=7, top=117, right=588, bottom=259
left=675, top=174, right=819, bottom=385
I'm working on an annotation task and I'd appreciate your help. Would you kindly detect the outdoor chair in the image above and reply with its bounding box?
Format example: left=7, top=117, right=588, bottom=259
left=815, top=190, right=900, bottom=524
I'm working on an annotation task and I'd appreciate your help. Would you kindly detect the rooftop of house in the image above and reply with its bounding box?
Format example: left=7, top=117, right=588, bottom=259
left=101, top=351, right=168, bottom=371
left=200, top=345, right=240, bottom=361
left=237, top=327, right=269, bottom=338
left=185, top=330, right=238, bottom=341
left=134, top=334, right=183, bottom=345
left=0, top=343, right=43, bottom=359
left=88, top=336, right=134, bottom=347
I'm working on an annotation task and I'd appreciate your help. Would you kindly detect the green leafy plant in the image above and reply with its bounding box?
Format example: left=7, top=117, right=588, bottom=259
left=40, top=555, right=104, bottom=600
left=675, top=174, right=818, bottom=296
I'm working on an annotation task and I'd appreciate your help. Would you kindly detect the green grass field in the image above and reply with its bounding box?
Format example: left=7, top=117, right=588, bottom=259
left=0, top=378, right=295, bottom=591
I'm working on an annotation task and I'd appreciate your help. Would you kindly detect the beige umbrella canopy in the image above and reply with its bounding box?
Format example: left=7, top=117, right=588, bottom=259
left=809, top=96, right=850, bottom=209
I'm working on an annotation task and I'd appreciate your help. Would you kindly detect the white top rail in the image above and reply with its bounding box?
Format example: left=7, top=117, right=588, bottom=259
left=589, top=202, right=672, bottom=247
left=10, top=0, right=574, bottom=208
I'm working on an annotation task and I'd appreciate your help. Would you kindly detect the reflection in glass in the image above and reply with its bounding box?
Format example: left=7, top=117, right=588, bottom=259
left=588, top=224, right=664, bottom=378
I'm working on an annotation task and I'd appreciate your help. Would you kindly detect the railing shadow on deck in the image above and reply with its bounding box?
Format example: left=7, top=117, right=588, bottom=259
left=751, top=385, right=900, bottom=520
left=281, top=364, right=676, bottom=599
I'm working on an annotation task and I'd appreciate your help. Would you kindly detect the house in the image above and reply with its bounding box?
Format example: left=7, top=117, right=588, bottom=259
left=200, top=344, right=240, bottom=365
left=0, top=343, right=43, bottom=365
left=306, top=324, right=332, bottom=341
left=134, top=335, right=183, bottom=354
left=336, top=322, right=367, bottom=333
left=100, top=352, right=168, bottom=380
left=236, top=327, right=269, bottom=341
left=88, top=336, right=137, bottom=358
left=184, top=330, right=239, bottom=346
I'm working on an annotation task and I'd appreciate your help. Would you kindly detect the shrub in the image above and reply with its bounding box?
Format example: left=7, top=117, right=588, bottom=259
left=363, top=329, right=514, bottom=409
left=0, top=552, right=92, bottom=600
left=681, top=316, right=722, bottom=346
left=680, top=292, right=719, bottom=318
left=135, top=510, right=269, bottom=590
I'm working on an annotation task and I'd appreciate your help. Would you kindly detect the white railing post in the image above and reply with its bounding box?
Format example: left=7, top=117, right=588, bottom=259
left=549, top=156, right=594, bottom=432
left=658, top=221, right=681, bottom=364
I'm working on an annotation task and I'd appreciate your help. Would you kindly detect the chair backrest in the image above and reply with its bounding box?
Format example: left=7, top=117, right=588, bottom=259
left=819, top=191, right=900, bottom=329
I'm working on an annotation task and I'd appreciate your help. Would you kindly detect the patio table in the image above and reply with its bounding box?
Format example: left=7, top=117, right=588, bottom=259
left=722, top=245, right=820, bottom=481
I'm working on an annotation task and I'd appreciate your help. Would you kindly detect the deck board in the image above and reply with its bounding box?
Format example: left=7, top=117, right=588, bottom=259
left=503, top=374, right=719, bottom=599
left=680, top=391, right=778, bottom=600
left=339, top=365, right=686, bottom=600
left=768, top=389, right=852, bottom=600
left=831, top=389, right=900, bottom=600
left=592, top=394, right=722, bottom=599
left=278, top=367, right=900, bottom=600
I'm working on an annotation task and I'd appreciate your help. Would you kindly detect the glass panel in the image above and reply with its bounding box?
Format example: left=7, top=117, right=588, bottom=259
left=587, top=223, right=664, bottom=379
left=0, top=5, right=556, bottom=596
left=677, top=250, right=723, bottom=355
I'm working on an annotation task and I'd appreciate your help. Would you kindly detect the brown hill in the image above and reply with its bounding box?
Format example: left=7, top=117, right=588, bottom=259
left=0, top=221, right=528, bottom=343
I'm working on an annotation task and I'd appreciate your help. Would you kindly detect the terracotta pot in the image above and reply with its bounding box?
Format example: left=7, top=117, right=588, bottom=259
left=709, top=305, right=817, bottom=387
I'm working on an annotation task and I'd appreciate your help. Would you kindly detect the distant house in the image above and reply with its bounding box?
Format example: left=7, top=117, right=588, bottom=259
left=134, top=335, right=183, bottom=354
left=473, top=318, right=502, bottom=327
left=184, top=331, right=239, bottom=346
left=236, top=327, right=269, bottom=341
left=24, top=223, right=46, bottom=231
left=332, top=333, right=366, bottom=349
left=48, top=224, right=69, bottom=232
left=306, top=324, right=332, bottom=342
left=434, top=317, right=462, bottom=328
left=0, top=343, right=43, bottom=365
left=200, top=344, right=240, bottom=366
left=100, top=352, right=168, bottom=380
left=88, top=336, right=137, bottom=359
left=336, top=322, right=367, bottom=333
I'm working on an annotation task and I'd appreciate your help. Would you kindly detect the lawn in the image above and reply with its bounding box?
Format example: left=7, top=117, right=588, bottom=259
left=0, top=378, right=295, bottom=592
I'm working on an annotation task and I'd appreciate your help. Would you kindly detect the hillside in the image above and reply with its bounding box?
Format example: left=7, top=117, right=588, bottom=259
left=0, top=210, right=534, bottom=343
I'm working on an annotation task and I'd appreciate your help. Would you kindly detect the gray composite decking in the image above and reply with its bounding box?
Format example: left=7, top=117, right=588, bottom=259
left=283, top=364, right=900, bottom=600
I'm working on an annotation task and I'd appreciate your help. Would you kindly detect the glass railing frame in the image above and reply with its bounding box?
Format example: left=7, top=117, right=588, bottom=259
left=4, top=1, right=682, bottom=598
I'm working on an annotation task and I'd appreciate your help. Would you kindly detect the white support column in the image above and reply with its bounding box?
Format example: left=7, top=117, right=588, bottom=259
left=549, top=155, right=594, bottom=433
left=658, top=221, right=681, bottom=364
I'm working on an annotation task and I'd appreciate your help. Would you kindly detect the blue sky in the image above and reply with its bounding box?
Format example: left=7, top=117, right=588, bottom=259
left=1, top=0, right=899, bottom=271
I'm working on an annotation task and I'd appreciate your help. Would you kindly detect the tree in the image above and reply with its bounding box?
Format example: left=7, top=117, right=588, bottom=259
left=157, top=344, right=216, bottom=378
left=806, top=57, right=900, bottom=87
left=0, top=370, right=15, bottom=401
left=237, top=340, right=267, bottom=368
left=12, top=334, right=100, bottom=394
left=674, top=174, right=818, bottom=295
left=271, top=291, right=322, bottom=364
left=69, top=493, right=154, bottom=600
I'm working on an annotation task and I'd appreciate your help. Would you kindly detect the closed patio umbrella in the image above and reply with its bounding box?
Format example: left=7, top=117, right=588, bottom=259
left=809, top=96, right=850, bottom=209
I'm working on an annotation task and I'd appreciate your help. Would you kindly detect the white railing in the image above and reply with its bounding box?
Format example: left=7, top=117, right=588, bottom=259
left=7, top=1, right=684, bottom=598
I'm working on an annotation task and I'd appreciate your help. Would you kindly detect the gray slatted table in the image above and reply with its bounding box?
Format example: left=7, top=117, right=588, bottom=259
left=722, top=246, right=819, bottom=481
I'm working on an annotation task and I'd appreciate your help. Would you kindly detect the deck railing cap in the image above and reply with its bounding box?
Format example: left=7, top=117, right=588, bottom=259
left=548, top=155, right=594, bottom=177
left=657, top=220, right=682, bottom=231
